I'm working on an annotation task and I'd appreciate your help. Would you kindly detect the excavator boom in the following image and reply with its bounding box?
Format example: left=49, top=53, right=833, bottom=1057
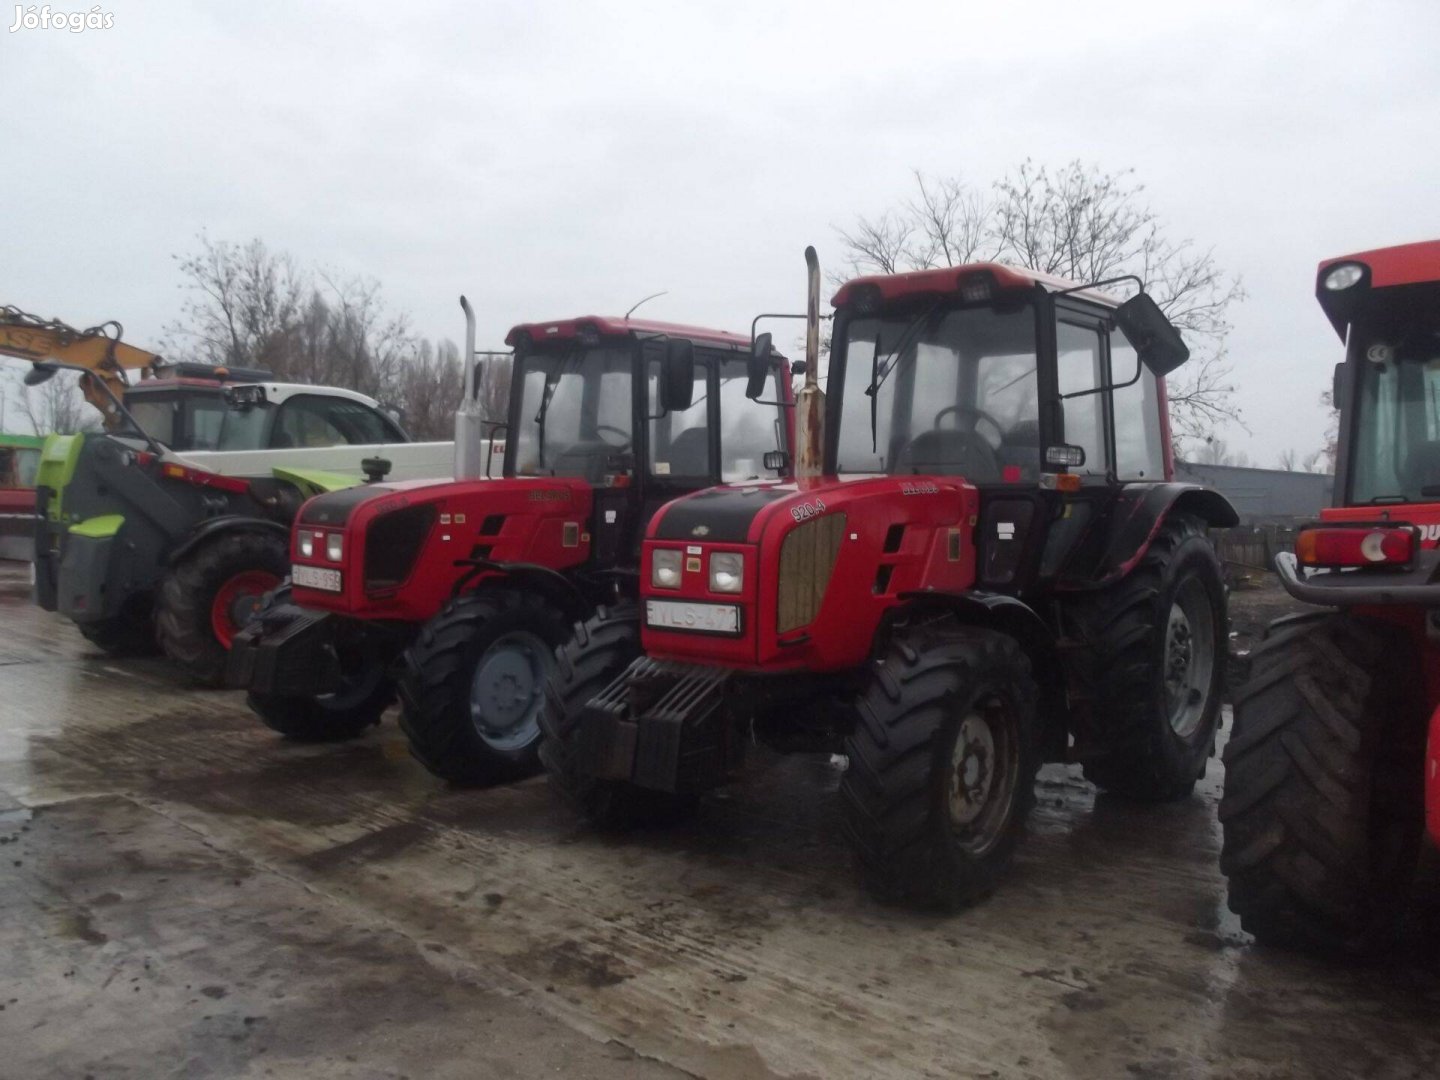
left=0, top=306, right=163, bottom=428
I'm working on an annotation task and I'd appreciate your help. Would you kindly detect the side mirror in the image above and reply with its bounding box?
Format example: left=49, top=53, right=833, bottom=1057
left=1115, top=292, right=1189, bottom=376
left=790, top=360, right=807, bottom=377
left=24, top=362, right=58, bottom=387
left=1332, top=362, right=1346, bottom=412
left=660, top=339, right=696, bottom=412
left=746, top=332, right=774, bottom=400
left=763, top=449, right=790, bottom=474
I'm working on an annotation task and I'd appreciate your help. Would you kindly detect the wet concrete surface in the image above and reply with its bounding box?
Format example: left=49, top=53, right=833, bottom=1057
left=2, top=561, right=1438, bottom=1078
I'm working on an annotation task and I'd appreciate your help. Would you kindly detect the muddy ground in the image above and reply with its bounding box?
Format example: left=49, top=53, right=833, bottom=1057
left=2, top=562, right=1438, bottom=1079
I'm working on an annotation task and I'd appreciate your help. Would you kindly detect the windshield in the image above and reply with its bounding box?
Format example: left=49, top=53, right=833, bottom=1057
left=124, top=390, right=274, bottom=451
left=835, top=303, right=1039, bottom=481
left=1350, top=319, right=1440, bottom=503
left=512, top=346, right=634, bottom=480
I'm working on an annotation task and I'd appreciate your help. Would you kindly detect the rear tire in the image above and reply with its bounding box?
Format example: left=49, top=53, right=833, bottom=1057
left=838, top=623, right=1040, bottom=910
left=538, top=603, right=697, bottom=829
left=398, top=590, right=568, bottom=785
left=246, top=586, right=395, bottom=742
left=1065, top=512, right=1226, bottom=801
left=1219, top=614, right=1423, bottom=955
left=156, top=531, right=289, bottom=686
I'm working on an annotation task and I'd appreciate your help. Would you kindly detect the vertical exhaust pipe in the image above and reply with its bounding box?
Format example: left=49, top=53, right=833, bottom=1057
left=796, top=246, right=824, bottom=479
left=454, top=295, right=486, bottom=480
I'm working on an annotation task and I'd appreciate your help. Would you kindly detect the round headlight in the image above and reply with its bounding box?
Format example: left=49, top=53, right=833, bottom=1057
left=709, top=552, right=743, bottom=594
left=651, top=549, right=682, bottom=589
left=326, top=532, right=344, bottom=562
left=1323, top=262, right=1365, bottom=291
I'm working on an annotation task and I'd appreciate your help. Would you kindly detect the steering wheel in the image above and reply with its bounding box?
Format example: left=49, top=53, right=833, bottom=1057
left=594, top=424, right=631, bottom=449
left=934, top=405, right=1005, bottom=450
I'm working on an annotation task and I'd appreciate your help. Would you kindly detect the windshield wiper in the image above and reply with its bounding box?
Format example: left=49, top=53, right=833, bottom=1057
left=864, top=300, right=941, bottom=453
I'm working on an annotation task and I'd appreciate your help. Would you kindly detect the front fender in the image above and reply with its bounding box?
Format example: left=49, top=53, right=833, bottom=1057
left=168, top=516, right=289, bottom=566
left=895, top=589, right=1069, bottom=757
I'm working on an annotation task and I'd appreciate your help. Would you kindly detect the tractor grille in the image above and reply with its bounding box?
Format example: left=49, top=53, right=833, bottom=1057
left=776, top=513, right=845, bottom=634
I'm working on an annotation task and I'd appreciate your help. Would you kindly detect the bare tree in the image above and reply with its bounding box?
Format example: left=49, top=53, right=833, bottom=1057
left=14, top=370, right=95, bottom=435
left=164, top=235, right=467, bottom=437
left=836, top=162, right=1246, bottom=456
left=1277, top=447, right=1299, bottom=471
left=1193, top=437, right=1251, bottom=468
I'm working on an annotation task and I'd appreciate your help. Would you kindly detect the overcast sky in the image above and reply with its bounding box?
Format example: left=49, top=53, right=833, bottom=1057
left=3, top=0, right=1437, bottom=465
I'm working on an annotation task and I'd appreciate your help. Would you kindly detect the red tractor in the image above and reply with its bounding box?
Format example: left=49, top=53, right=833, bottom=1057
left=227, top=305, right=793, bottom=788
left=1220, top=239, right=1440, bottom=954
left=542, top=249, right=1237, bottom=908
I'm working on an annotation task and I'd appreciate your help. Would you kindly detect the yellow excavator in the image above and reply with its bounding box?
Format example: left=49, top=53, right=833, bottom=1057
left=0, top=305, right=166, bottom=428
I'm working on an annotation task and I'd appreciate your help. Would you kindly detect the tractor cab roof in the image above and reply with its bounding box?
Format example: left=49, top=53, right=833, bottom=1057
left=505, top=316, right=750, bottom=351
left=1317, top=239, right=1440, bottom=338
left=831, top=262, right=1124, bottom=311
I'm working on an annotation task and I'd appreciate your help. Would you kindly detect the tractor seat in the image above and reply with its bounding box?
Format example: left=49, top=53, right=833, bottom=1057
left=664, top=426, right=711, bottom=478
left=897, top=429, right=1000, bottom=481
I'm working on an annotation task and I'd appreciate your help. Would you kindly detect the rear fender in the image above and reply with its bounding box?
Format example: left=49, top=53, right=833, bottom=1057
left=1085, top=483, right=1237, bottom=588
left=168, top=516, right=289, bottom=566
left=894, top=589, right=1069, bottom=758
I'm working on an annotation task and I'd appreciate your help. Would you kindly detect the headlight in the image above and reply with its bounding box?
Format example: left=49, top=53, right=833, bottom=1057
left=326, top=532, right=344, bottom=562
left=651, top=549, right=682, bottom=589
left=299, top=533, right=315, bottom=558
left=709, top=552, right=743, bottom=593
left=1323, top=262, right=1365, bottom=291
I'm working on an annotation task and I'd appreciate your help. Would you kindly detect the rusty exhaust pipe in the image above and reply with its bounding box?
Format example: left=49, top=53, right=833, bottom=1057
left=796, top=246, right=824, bottom=479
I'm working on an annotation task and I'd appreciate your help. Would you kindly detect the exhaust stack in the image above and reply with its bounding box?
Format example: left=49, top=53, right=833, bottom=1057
left=796, top=246, right=824, bottom=479
left=453, top=295, right=487, bottom=480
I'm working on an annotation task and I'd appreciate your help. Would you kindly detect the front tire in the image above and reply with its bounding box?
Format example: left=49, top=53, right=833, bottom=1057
left=155, top=531, right=289, bottom=686
left=1066, top=512, right=1226, bottom=801
left=838, top=623, right=1040, bottom=910
left=246, top=586, right=395, bottom=742
left=538, top=603, right=696, bottom=829
left=398, top=590, right=568, bottom=785
left=1219, top=614, right=1423, bottom=955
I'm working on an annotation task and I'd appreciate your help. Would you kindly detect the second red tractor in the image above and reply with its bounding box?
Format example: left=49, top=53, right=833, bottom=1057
left=542, top=249, right=1237, bottom=908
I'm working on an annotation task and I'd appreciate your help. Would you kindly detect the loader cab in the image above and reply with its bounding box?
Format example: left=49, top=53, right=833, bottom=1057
left=825, top=267, right=1173, bottom=487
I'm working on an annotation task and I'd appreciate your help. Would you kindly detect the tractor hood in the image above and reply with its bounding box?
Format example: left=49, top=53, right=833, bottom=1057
left=649, top=475, right=960, bottom=546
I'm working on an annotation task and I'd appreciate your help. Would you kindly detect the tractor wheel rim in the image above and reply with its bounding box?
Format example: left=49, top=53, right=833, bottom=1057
left=469, top=630, right=554, bottom=752
left=210, top=571, right=282, bottom=649
left=947, top=697, right=1017, bottom=855
left=1164, top=577, right=1215, bottom=738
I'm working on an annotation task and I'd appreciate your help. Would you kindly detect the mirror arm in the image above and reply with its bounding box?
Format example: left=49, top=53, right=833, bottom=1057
left=1056, top=353, right=1145, bottom=401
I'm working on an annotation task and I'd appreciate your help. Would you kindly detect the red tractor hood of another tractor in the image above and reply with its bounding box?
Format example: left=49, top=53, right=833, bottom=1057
left=290, top=474, right=596, bottom=621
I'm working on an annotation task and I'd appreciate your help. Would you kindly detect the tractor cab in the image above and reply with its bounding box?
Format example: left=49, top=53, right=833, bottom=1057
left=1274, top=240, right=1440, bottom=599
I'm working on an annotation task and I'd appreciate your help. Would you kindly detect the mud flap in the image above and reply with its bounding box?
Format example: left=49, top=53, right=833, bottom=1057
left=1428, top=702, right=1440, bottom=848
left=225, top=604, right=342, bottom=696
left=577, top=657, right=732, bottom=794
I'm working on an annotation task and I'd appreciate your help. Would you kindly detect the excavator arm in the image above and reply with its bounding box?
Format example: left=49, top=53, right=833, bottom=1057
left=0, top=306, right=163, bottom=429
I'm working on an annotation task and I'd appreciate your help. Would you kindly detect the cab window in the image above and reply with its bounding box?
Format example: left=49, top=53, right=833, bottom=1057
left=271, top=395, right=403, bottom=448
left=647, top=363, right=711, bottom=479
left=1056, top=321, right=1107, bottom=478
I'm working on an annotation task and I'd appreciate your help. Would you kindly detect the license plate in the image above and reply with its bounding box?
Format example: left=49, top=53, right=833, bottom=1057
left=292, top=564, right=342, bottom=592
left=645, top=599, right=740, bottom=634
